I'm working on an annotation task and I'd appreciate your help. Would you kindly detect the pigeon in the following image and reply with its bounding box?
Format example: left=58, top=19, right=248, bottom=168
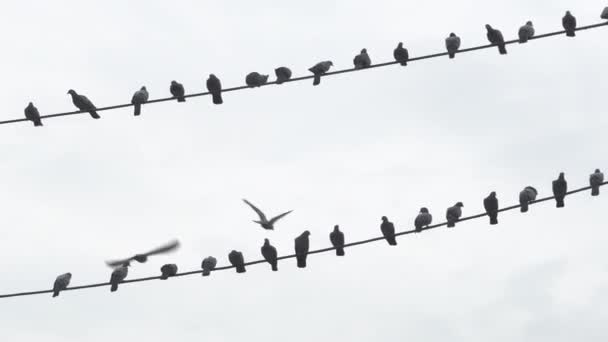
left=246, top=72, right=269, bottom=87
left=329, top=225, right=345, bottom=256
left=67, top=89, right=100, bottom=119
left=275, top=67, right=292, bottom=84
left=170, top=80, right=186, bottom=102
left=414, top=208, right=432, bottom=233
left=110, top=264, right=129, bottom=292
left=380, top=216, right=397, bottom=246
left=519, top=186, right=538, bottom=213
left=590, top=169, right=604, bottom=196
left=483, top=192, right=499, bottom=225
left=353, top=48, right=371, bottom=69
left=228, top=250, right=246, bottom=273
left=486, top=24, right=507, bottom=54
left=294, top=231, right=311, bottom=268
left=24, top=102, right=43, bottom=127
left=206, top=74, right=223, bottom=105
left=602, top=7, right=608, bottom=20
left=552, top=172, right=568, bottom=208
left=201, top=256, right=217, bottom=276
left=131, top=86, right=149, bottom=116
left=445, top=33, right=461, bottom=59
left=242, top=199, right=292, bottom=230
left=52, top=273, right=72, bottom=298
left=309, top=61, right=333, bottom=86
left=105, top=240, right=180, bottom=267
left=518, top=21, right=535, bottom=43
left=261, top=239, right=278, bottom=271
left=446, top=202, right=464, bottom=228
left=393, top=42, right=409, bottom=66
left=160, top=264, right=178, bottom=280
left=562, top=11, right=577, bottom=37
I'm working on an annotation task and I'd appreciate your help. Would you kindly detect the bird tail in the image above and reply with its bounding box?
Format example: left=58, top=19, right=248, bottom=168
left=271, top=263, right=278, bottom=271
left=110, top=282, right=118, bottom=292
left=519, top=37, right=527, bottom=44
left=52, top=290, right=60, bottom=298
left=134, top=103, right=141, bottom=116
left=313, top=74, right=321, bottom=86
left=447, top=221, right=455, bottom=228
left=90, top=111, right=100, bottom=119
left=34, top=120, right=43, bottom=127
left=449, top=52, right=455, bottom=59
left=297, top=255, right=307, bottom=268
left=520, top=202, right=529, bottom=213
left=567, top=30, right=576, bottom=37
left=160, top=275, right=169, bottom=280
left=556, top=197, right=565, bottom=208
left=499, top=44, right=507, bottom=55
left=336, top=247, right=345, bottom=256
left=212, top=92, right=223, bottom=105
left=386, top=237, right=397, bottom=246
left=490, top=214, right=498, bottom=225
left=415, top=226, right=422, bottom=233
left=236, top=265, right=246, bottom=273
left=202, top=270, right=210, bottom=276
left=592, top=187, right=600, bottom=196
left=178, top=96, right=186, bottom=103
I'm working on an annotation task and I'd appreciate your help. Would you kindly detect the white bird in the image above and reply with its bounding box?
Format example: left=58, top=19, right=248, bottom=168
left=242, top=199, right=292, bottom=230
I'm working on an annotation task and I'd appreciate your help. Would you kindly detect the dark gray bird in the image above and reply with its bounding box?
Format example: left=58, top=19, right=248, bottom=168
left=602, top=7, right=608, bottom=20
left=309, top=61, right=333, bottom=86
left=393, top=42, right=409, bottom=66
left=160, top=264, right=178, bottom=280
left=67, top=89, right=100, bottom=119
left=483, top=192, right=499, bottom=225
left=486, top=24, right=507, bottom=54
left=446, top=202, right=464, bottom=228
left=275, top=67, right=292, bottom=84
left=170, top=80, right=186, bottom=102
left=131, top=86, right=149, bottom=116
left=228, top=250, right=246, bottom=273
left=246, top=72, right=269, bottom=87
left=201, top=256, right=217, bottom=276
left=52, top=273, right=71, bottom=298
left=242, top=199, right=292, bottom=230
left=445, top=33, right=461, bottom=59
left=518, top=21, right=535, bottom=43
left=24, top=102, right=43, bottom=127
left=380, top=216, right=397, bottom=246
left=329, top=225, right=345, bottom=256
left=590, top=169, right=604, bottom=196
left=206, top=74, right=223, bottom=105
left=105, top=239, right=180, bottom=267
left=110, top=264, right=129, bottom=292
left=294, top=231, right=311, bottom=268
left=261, top=239, right=278, bottom=271
left=519, top=186, right=538, bottom=212
left=552, top=172, right=568, bottom=208
left=562, top=11, right=577, bottom=37
left=414, top=208, right=432, bottom=233
left=353, top=48, right=371, bottom=69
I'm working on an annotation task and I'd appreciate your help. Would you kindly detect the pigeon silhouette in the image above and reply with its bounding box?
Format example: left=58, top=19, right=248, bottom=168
left=246, top=72, right=269, bottom=87
left=24, top=102, right=43, bottom=127
left=131, top=86, right=149, bottom=116
left=309, top=61, right=333, bottom=86
left=414, top=208, right=432, bottom=232
left=562, top=11, right=577, bottom=37
left=170, top=80, right=186, bottom=102
left=483, top=192, right=499, bottom=225
left=105, top=240, right=180, bottom=267
left=519, top=186, right=538, bottom=212
left=242, top=199, right=292, bottom=230
left=486, top=24, right=507, bottom=54
left=446, top=202, right=464, bottom=228
left=160, top=264, right=178, bottom=280
left=294, top=231, right=311, bottom=268
left=519, top=21, right=535, bottom=43
left=353, top=48, right=371, bottom=69
left=381, top=216, right=397, bottom=245
left=393, top=42, right=409, bottom=66
left=329, top=225, right=345, bottom=256
left=445, top=33, right=461, bottom=59
left=275, top=67, right=292, bottom=84
left=602, top=7, right=608, bottom=20
left=206, top=74, right=223, bottom=104
left=201, top=256, right=217, bottom=276
left=110, top=264, right=129, bottom=292
left=67, top=89, right=100, bottom=119
left=590, top=169, right=604, bottom=196
left=261, top=239, right=278, bottom=271
left=552, top=172, right=568, bottom=208
left=228, top=250, right=246, bottom=273
left=52, top=273, right=72, bottom=298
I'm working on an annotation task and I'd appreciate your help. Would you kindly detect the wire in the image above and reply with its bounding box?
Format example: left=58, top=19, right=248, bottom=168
left=0, top=180, right=605, bottom=299
left=2, top=21, right=608, bottom=126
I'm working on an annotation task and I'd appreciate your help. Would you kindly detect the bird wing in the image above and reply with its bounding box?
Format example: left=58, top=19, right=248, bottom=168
left=142, top=239, right=180, bottom=257
left=105, top=257, right=134, bottom=267
left=242, top=199, right=267, bottom=221
left=269, top=210, right=293, bottom=225
left=80, top=95, right=96, bottom=108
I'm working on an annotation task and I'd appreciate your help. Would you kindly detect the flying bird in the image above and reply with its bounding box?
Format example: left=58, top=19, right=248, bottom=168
left=590, top=169, right=604, bottom=196
left=414, top=208, right=432, bottom=233
left=486, top=24, right=507, bottom=54
left=294, top=231, right=311, bottom=268
left=552, top=172, right=568, bottom=208
left=519, top=21, right=535, bottom=43
left=242, top=199, right=292, bottom=230
left=170, top=80, right=186, bottom=102
left=329, top=225, right=345, bottom=256
left=261, top=239, right=278, bottom=271
left=602, top=7, right=608, bottom=20
left=275, top=67, right=292, bottom=84
left=393, top=42, right=409, bottom=66
left=110, top=264, right=129, bottom=292
left=206, top=74, right=223, bottom=104
left=309, top=61, right=333, bottom=86
left=201, top=256, right=217, bottom=276
left=562, top=11, right=577, bottom=37
left=228, top=250, right=246, bottom=273
left=483, top=192, right=499, bottom=225
left=160, top=264, right=178, bottom=280
left=519, top=186, right=538, bottom=212
left=52, top=273, right=72, bottom=298
left=353, top=48, right=371, bottom=69
left=131, top=86, right=149, bottom=116
left=380, top=216, right=397, bottom=245
left=105, top=239, right=180, bottom=267
left=446, top=202, right=464, bottom=228
left=246, top=72, right=269, bottom=87
left=67, top=89, right=100, bottom=119
left=24, top=102, right=43, bottom=127
left=445, top=33, right=461, bottom=59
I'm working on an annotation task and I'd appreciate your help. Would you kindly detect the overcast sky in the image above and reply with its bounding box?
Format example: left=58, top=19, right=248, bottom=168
left=1, top=0, right=607, bottom=341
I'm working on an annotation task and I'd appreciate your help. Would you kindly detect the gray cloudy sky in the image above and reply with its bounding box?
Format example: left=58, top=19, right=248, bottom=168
left=1, top=0, right=607, bottom=341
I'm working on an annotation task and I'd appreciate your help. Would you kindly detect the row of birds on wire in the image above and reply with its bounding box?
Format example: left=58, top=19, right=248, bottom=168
left=47, top=169, right=605, bottom=298
left=19, top=8, right=608, bottom=127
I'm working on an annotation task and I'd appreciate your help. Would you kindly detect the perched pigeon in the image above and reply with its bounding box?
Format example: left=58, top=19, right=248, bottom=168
left=24, top=102, right=43, bottom=127
left=353, top=48, right=371, bottom=69
left=275, top=67, right=292, bottom=84
left=445, top=33, right=461, bottom=59
left=131, top=86, right=149, bottom=116
left=206, top=74, right=223, bottom=105
left=160, top=264, right=178, bottom=280
left=519, top=186, right=538, bottom=213
left=294, top=231, right=311, bottom=268
left=602, top=7, right=608, bottom=20
left=170, top=80, right=186, bottom=102
left=562, top=11, right=577, bottom=37
left=483, top=192, right=499, bottom=225
left=519, top=21, right=535, bottom=43
left=52, top=273, right=72, bottom=298
left=552, top=172, right=568, bottom=208
left=201, top=256, right=217, bottom=276
left=446, top=202, right=464, bottom=228
left=228, top=250, right=246, bottom=273
left=110, top=264, right=129, bottom=292
left=590, top=169, right=604, bottom=196
left=380, top=216, right=397, bottom=246
left=246, top=72, right=269, bottom=87
left=261, top=239, right=278, bottom=271
left=309, top=61, right=333, bottom=86
left=393, top=42, right=409, bottom=66
left=329, top=225, right=345, bottom=256
left=486, top=25, right=507, bottom=55
left=67, top=89, right=100, bottom=119
left=105, top=240, right=180, bottom=267
left=242, top=199, right=292, bottom=230
left=414, top=208, right=432, bottom=233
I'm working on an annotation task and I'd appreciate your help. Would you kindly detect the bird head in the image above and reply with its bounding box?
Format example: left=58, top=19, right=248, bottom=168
left=449, top=32, right=456, bottom=37
left=327, top=61, right=334, bottom=66
left=566, top=11, right=571, bottom=15
left=141, top=86, right=147, bottom=91
left=209, top=74, right=216, bottom=79
left=171, top=80, right=178, bottom=85
left=489, top=191, right=496, bottom=198
left=67, top=89, right=76, bottom=95
left=333, top=225, right=340, bottom=231
left=361, top=48, right=367, bottom=53
left=264, top=238, right=270, bottom=245
left=397, top=42, right=403, bottom=47
left=420, top=207, right=429, bottom=213
left=65, top=273, right=73, bottom=280
left=27, top=102, right=34, bottom=107
left=456, top=202, right=464, bottom=207
left=381, top=216, right=388, bottom=221
left=558, top=172, right=565, bottom=180
left=527, top=21, right=533, bottom=26
left=596, top=169, right=601, bottom=173
left=134, top=254, right=148, bottom=263
left=485, top=24, right=492, bottom=30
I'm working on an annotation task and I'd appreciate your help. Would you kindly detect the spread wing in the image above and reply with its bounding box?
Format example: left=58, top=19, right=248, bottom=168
left=105, top=257, right=134, bottom=268
left=269, top=210, right=293, bottom=224
left=242, top=199, right=267, bottom=221
left=142, top=239, right=180, bottom=257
